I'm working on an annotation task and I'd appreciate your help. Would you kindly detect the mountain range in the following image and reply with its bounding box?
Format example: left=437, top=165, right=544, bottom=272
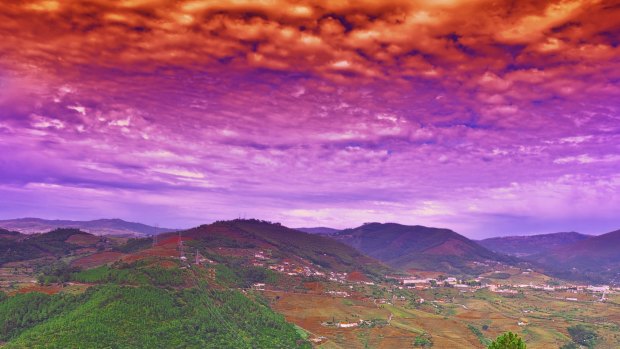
left=0, top=218, right=176, bottom=237
left=3, top=217, right=620, bottom=284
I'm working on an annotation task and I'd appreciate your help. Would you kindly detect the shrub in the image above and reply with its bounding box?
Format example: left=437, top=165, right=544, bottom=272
left=567, top=324, right=598, bottom=348
left=413, top=334, right=433, bottom=347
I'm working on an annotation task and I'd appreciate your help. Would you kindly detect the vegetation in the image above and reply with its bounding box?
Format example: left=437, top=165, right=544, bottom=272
left=487, top=332, right=526, bottom=349
left=0, top=292, right=86, bottom=341
left=70, top=261, right=186, bottom=287
left=358, top=318, right=388, bottom=328
left=567, top=324, right=598, bottom=348
left=468, top=324, right=491, bottom=346
left=413, top=334, right=433, bottom=347
left=113, top=238, right=153, bottom=253
left=0, top=285, right=310, bottom=348
left=0, top=228, right=101, bottom=265
left=487, top=272, right=512, bottom=280
left=37, top=261, right=80, bottom=285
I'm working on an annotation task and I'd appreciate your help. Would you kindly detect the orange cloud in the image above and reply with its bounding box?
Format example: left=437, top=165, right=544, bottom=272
left=0, top=0, right=617, bottom=90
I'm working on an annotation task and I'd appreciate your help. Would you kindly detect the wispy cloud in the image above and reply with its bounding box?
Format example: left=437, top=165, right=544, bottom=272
left=0, top=0, right=619, bottom=236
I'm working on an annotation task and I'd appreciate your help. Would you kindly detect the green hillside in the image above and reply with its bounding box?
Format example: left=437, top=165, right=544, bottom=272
left=0, top=284, right=309, bottom=348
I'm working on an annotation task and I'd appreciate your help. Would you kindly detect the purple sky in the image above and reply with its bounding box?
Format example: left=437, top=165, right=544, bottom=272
left=0, top=0, right=619, bottom=238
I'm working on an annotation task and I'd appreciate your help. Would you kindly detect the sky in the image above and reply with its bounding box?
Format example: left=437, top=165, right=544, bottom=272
left=0, top=0, right=619, bottom=238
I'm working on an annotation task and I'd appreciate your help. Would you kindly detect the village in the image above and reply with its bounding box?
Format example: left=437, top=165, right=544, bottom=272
left=189, top=244, right=619, bottom=305
left=386, top=271, right=616, bottom=301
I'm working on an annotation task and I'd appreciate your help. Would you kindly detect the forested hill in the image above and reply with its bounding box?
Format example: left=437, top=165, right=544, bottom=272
left=0, top=285, right=309, bottom=348
left=0, top=228, right=101, bottom=265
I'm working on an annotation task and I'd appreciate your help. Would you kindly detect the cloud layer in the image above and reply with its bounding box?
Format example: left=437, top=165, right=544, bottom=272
left=0, top=0, right=619, bottom=237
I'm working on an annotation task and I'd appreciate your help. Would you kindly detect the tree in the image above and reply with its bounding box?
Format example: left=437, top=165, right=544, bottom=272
left=487, top=332, right=526, bottom=349
left=567, top=324, right=598, bottom=348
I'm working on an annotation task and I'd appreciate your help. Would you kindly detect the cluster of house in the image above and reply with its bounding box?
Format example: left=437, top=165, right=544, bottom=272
left=247, top=250, right=328, bottom=278
left=386, top=273, right=618, bottom=299
left=386, top=275, right=483, bottom=290
left=251, top=282, right=266, bottom=290
left=267, top=260, right=326, bottom=277
left=488, top=284, right=518, bottom=294
left=321, top=319, right=379, bottom=329
left=328, top=272, right=348, bottom=283
left=325, top=290, right=350, bottom=297
left=309, top=336, right=327, bottom=344
left=487, top=283, right=615, bottom=302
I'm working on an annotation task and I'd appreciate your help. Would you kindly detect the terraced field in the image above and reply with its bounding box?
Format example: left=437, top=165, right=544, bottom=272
left=267, top=286, right=620, bottom=348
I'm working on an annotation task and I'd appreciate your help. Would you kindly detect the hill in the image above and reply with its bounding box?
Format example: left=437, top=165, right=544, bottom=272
left=478, top=232, right=591, bottom=257
left=332, top=223, right=515, bottom=275
left=532, top=228, right=620, bottom=284
left=163, top=219, right=390, bottom=280
left=0, top=218, right=177, bottom=237
left=0, top=283, right=309, bottom=348
left=0, top=228, right=23, bottom=241
left=294, top=227, right=340, bottom=235
left=0, top=228, right=107, bottom=265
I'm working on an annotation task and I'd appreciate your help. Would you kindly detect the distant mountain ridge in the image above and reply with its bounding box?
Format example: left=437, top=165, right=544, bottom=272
left=0, top=218, right=177, bottom=237
left=532, top=228, right=620, bottom=284
left=478, top=232, right=591, bottom=257
left=332, top=222, right=515, bottom=275
left=294, top=227, right=340, bottom=235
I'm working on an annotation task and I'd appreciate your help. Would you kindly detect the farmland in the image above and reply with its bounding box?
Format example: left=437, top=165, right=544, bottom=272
left=264, top=283, right=620, bottom=348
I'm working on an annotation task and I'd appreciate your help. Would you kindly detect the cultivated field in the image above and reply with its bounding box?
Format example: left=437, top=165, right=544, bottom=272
left=266, top=283, right=620, bottom=348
